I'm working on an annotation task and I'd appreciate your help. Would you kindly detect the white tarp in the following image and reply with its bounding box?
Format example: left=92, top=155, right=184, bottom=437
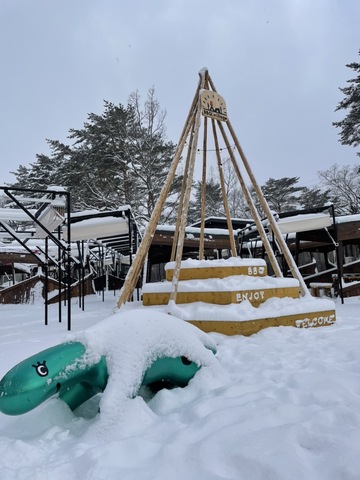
left=276, top=213, right=332, bottom=234
left=34, top=206, right=65, bottom=238
left=62, top=216, right=129, bottom=242
left=0, top=208, right=37, bottom=221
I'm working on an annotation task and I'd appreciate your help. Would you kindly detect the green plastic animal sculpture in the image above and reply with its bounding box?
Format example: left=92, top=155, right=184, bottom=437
left=0, top=342, right=202, bottom=416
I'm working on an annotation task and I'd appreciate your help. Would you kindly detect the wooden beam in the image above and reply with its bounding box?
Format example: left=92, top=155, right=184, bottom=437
left=199, top=116, right=208, bottom=260
left=116, top=77, right=202, bottom=307
left=226, top=116, right=309, bottom=296
left=216, top=119, right=283, bottom=277
left=170, top=123, right=195, bottom=262
left=211, top=119, right=237, bottom=257
left=169, top=71, right=207, bottom=304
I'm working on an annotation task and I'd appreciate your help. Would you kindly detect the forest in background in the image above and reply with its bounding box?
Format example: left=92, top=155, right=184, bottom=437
left=8, top=52, right=360, bottom=227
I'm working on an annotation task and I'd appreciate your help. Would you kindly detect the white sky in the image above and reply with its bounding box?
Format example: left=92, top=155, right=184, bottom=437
left=0, top=0, right=359, bottom=189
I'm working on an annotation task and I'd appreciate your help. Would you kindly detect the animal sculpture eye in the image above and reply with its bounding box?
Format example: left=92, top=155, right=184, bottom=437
left=32, top=361, right=49, bottom=377
left=181, top=356, right=192, bottom=365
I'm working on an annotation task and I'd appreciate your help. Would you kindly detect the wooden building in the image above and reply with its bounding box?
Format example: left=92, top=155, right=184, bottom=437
left=238, top=207, right=360, bottom=298
left=147, top=217, right=250, bottom=282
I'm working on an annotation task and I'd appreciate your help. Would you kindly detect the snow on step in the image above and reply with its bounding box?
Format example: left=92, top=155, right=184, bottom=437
left=142, top=275, right=300, bottom=307
left=165, top=257, right=267, bottom=280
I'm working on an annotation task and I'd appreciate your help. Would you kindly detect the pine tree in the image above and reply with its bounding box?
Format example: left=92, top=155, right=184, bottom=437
left=62, top=101, right=136, bottom=211
left=333, top=50, right=360, bottom=157
left=10, top=90, right=178, bottom=226
left=11, top=151, right=66, bottom=192
left=188, top=177, right=224, bottom=224
left=298, top=186, right=332, bottom=210
left=261, top=177, right=303, bottom=213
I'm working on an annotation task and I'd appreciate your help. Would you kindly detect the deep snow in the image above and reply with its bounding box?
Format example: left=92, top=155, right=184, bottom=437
left=1, top=292, right=360, bottom=480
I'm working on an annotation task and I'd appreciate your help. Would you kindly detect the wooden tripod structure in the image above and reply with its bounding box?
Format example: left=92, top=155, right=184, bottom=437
left=116, top=69, right=309, bottom=309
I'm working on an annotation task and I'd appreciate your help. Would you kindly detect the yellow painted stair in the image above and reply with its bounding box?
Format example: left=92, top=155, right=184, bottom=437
left=142, top=258, right=336, bottom=336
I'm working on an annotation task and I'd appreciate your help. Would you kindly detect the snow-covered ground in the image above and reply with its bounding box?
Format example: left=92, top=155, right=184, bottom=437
left=1, top=292, right=360, bottom=480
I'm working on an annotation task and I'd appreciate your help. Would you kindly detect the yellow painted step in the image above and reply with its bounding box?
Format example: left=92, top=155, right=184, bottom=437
left=142, top=285, right=299, bottom=307
left=165, top=258, right=267, bottom=281
left=188, top=309, right=336, bottom=336
left=165, top=264, right=267, bottom=281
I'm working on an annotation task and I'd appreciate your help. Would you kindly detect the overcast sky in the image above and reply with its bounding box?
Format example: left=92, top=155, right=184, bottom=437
left=0, top=0, right=359, bottom=190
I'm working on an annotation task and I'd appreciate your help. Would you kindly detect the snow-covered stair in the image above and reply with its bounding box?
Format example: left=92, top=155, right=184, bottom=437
left=142, top=275, right=300, bottom=307
left=142, top=258, right=336, bottom=336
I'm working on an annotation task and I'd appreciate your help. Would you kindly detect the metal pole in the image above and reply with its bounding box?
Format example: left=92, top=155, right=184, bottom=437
left=331, top=204, right=344, bottom=303
left=66, top=191, right=72, bottom=331
left=44, top=237, right=48, bottom=326
left=81, top=240, right=85, bottom=311
left=58, top=248, right=62, bottom=322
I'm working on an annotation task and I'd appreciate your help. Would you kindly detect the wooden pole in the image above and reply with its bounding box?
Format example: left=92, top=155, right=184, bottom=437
left=216, top=120, right=282, bottom=277
left=168, top=72, right=207, bottom=304
left=225, top=119, right=309, bottom=296
left=207, top=72, right=308, bottom=295
left=199, top=116, right=208, bottom=260
left=116, top=79, right=202, bottom=308
left=170, top=123, right=195, bottom=262
left=211, top=119, right=237, bottom=257
left=205, top=73, right=281, bottom=275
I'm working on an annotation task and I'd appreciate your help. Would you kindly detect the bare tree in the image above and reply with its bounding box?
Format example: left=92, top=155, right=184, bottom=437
left=127, top=88, right=179, bottom=222
left=318, top=163, right=360, bottom=214
left=220, top=160, right=251, bottom=218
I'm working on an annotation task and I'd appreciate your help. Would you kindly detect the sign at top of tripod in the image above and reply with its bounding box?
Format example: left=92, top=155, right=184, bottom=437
left=200, top=90, right=227, bottom=122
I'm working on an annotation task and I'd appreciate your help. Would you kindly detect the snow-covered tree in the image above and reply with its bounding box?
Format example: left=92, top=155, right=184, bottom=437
left=222, top=160, right=251, bottom=218
left=187, top=176, right=224, bottom=224
left=260, top=176, right=303, bottom=213
left=10, top=89, right=178, bottom=226
left=298, top=186, right=332, bottom=210
left=318, top=163, right=360, bottom=214
left=11, top=151, right=66, bottom=192
left=62, top=101, right=140, bottom=211
left=126, top=88, right=181, bottom=223
left=333, top=50, right=360, bottom=158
